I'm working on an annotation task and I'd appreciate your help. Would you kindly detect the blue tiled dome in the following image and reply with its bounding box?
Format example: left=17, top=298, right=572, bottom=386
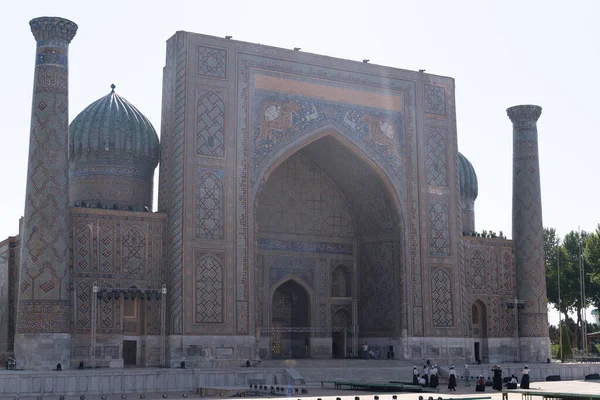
left=69, top=85, right=159, bottom=165
left=458, top=152, right=478, bottom=201
left=68, top=85, right=159, bottom=211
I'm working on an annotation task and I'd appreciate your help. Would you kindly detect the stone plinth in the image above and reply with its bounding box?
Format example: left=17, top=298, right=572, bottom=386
left=15, top=17, right=77, bottom=370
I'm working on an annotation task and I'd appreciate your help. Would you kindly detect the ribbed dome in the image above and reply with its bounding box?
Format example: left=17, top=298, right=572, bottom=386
left=458, top=152, right=478, bottom=201
left=68, top=85, right=159, bottom=211
left=69, top=85, right=159, bottom=165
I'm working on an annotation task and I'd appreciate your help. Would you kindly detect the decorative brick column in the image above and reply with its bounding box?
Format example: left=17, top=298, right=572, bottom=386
left=15, top=17, right=77, bottom=370
left=507, top=105, right=550, bottom=361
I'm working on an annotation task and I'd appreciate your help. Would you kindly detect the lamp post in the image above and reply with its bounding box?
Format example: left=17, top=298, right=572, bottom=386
left=506, top=298, right=524, bottom=361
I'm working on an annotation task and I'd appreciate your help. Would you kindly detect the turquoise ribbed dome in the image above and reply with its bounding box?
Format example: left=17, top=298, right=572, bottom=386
left=458, top=152, right=478, bottom=200
left=69, top=85, right=159, bottom=166
left=68, top=85, right=159, bottom=211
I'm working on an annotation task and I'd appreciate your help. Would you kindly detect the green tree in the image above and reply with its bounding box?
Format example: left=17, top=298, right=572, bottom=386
left=544, top=227, right=570, bottom=321
left=562, top=230, right=591, bottom=349
left=584, top=225, right=600, bottom=308
left=560, top=322, right=573, bottom=359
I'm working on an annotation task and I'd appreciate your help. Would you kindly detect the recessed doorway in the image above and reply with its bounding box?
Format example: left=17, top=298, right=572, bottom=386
left=123, top=340, right=137, bottom=366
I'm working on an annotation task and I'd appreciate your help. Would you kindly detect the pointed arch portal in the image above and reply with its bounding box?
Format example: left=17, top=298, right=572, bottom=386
left=256, top=131, right=405, bottom=359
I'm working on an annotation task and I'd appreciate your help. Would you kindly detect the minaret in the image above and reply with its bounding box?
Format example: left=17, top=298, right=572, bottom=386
left=15, top=17, right=77, bottom=369
left=507, top=105, right=550, bottom=361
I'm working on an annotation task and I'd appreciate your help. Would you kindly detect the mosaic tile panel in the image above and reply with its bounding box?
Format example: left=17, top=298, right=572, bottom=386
left=258, top=153, right=354, bottom=238
left=166, top=32, right=187, bottom=335
left=426, top=127, right=447, bottom=186
left=122, top=227, right=146, bottom=275
left=75, top=280, right=91, bottom=329
left=195, top=254, right=224, bottom=324
left=197, top=46, right=227, bottom=79
left=196, top=90, right=225, bottom=157
left=424, top=84, right=446, bottom=116
left=429, top=199, right=450, bottom=256
left=469, top=250, right=485, bottom=291
left=359, top=241, right=395, bottom=334
left=268, top=257, right=315, bottom=289
left=195, top=168, right=224, bottom=239
left=431, top=269, right=453, bottom=326
left=258, top=238, right=353, bottom=255
left=489, top=250, right=499, bottom=291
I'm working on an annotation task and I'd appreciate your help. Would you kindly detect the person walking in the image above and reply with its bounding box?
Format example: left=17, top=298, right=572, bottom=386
left=413, top=366, right=419, bottom=385
left=492, top=365, right=503, bottom=391
left=462, top=364, right=471, bottom=386
left=520, top=365, right=530, bottom=389
left=448, top=365, right=457, bottom=391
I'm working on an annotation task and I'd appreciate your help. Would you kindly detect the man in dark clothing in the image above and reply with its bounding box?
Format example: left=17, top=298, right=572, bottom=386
left=492, top=365, right=503, bottom=391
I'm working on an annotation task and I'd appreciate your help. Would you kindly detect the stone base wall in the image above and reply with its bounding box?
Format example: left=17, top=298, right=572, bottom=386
left=71, top=334, right=164, bottom=368
left=400, top=336, right=549, bottom=364
left=310, top=338, right=331, bottom=359
left=167, top=335, right=256, bottom=368
left=14, top=333, right=71, bottom=370
left=0, top=368, right=274, bottom=395
left=520, top=336, right=551, bottom=363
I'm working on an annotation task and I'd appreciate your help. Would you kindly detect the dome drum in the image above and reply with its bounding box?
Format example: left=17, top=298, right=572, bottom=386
left=69, top=161, right=154, bottom=211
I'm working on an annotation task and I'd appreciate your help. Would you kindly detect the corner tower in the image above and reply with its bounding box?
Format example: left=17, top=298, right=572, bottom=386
left=507, top=105, right=550, bottom=361
left=15, top=17, right=77, bottom=369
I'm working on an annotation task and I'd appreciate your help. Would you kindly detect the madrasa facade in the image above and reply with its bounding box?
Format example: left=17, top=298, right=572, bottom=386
left=0, top=17, right=550, bottom=370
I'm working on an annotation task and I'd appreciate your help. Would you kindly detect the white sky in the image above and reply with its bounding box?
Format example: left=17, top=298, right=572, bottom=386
left=1, top=0, right=599, bottom=321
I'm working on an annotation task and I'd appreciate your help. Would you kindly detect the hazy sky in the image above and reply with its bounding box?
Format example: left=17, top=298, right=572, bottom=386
left=2, top=1, right=599, bottom=247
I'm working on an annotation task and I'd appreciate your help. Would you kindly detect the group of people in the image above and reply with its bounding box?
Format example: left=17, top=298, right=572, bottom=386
left=476, top=365, right=530, bottom=392
left=411, top=362, right=442, bottom=389
left=412, top=363, right=531, bottom=392
left=412, top=363, right=470, bottom=391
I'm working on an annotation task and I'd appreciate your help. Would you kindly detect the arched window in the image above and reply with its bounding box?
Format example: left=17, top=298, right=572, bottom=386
left=331, top=265, right=351, bottom=297
left=472, top=304, right=479, bottom=324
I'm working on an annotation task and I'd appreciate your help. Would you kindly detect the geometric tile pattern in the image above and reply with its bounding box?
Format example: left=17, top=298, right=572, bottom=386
left=167, top=32, right=187, bottom=335
left=507, top=105, right=548, bottom=337
left=99, top=224, right=115, bottom=273
left=74, top=223, right=91, bottom=272
left=424, top=84, right=446, bottom=116
left=431, top=269, right=453, bottom=326
left=17, top=23, right=75, bottom=334
left=429, top=200, right=450, bottom=256
left=268, top=257, right=316, bottom=290
left=426, top=128, right=447, bottom=186
left=359, top=241, right=395, bottom=334
left=489, top=250, right=499, bottom=291
left=197, top=91, right=225, bottom=157
left=469, top=250, right=485, bottom=291
left=195, top=169, right=224, bottom=239
left=258, top=153, right=354, bottom=238
left=195, top=255, right=224, bottom=324
left=197, top=46, right=227, bottom=79
left=70, top=211, right=166, bottom=336
left=76, top=280, right=91, bottom=329
left=122, top=227, right=146, bottom=275
left=502, top=251, right=512, bottom=291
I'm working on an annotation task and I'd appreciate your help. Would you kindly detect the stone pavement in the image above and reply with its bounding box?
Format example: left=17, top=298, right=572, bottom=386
left=1, top=380, right=599, bottom=400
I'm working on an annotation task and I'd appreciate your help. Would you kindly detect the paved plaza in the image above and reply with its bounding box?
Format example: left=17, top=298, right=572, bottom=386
left=0, top=379, right=598, bottom=400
